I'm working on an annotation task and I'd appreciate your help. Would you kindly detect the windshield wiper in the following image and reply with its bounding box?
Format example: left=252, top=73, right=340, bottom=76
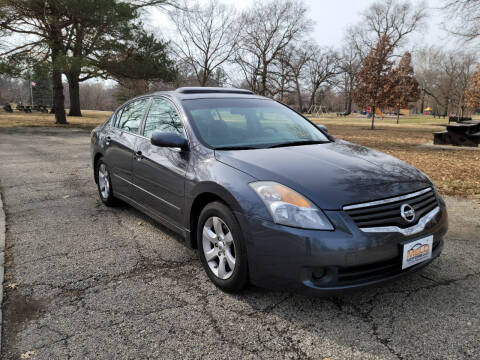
left=267, top=140, right=329, bottom=148
left=214, top=145, right=259, bottom=150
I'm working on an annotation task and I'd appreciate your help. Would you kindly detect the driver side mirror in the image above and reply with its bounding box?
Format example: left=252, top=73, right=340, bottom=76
left=151, top=131, right=188, bottom=150
left=317, top=124, right=328, bottom=133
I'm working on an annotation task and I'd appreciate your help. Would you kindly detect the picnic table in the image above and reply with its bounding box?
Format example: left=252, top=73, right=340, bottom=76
left=433, top=121, right=480, bottom=147
left=32, top=104, right=49, bottom=113
left=448, top=116, right=472, bottom=124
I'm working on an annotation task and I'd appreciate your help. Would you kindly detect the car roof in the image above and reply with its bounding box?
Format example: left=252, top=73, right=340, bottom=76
left=133, top=87, right=268, bottom=101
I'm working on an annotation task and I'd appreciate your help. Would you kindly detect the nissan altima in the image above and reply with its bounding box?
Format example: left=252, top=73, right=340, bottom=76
left=90, top=87, right=448, bottom=294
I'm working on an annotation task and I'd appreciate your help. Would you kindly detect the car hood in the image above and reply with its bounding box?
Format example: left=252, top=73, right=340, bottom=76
left=215, top=140, right=431, bottom=210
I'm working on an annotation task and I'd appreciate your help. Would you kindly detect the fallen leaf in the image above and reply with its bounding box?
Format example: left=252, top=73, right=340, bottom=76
left=20, top=350, right=35, bottom=359
left=137, top=221, right=143, bottom=226
left=6, top=282, right=18, bottom=290
left=63, top=195, right=70, bottom=199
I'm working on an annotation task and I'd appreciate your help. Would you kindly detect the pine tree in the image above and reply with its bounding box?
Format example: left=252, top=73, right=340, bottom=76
left=465, top=64, right=480, bottom=111
left=390, top=52, right=420, bottom=124
left=0, top=0, right=173, bottom=123
left=353, top=35, right=395, bottom=130
left=31, top=63, right=53, bottom=107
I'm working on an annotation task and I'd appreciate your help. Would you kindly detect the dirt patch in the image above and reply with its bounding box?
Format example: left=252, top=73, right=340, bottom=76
left=0, top=198, right=51, bottom=358
left=2, top=291, right=50, bottom=359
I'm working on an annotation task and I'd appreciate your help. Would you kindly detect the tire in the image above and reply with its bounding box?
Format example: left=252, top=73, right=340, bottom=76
left=197, top=202, right=248, bottom=293
left=96, top=159, right=117, bottom=206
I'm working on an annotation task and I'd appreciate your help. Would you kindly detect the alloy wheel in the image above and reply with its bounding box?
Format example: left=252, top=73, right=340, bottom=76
left=202, top=216, right=236, bottom=279
left=98, top=163, right=110, bottom=199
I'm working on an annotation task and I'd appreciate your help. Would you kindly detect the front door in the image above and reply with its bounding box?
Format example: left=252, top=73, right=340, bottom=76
left=105, top=97, right=150, bottom=197
left=132, top=97, right=189, bottom=227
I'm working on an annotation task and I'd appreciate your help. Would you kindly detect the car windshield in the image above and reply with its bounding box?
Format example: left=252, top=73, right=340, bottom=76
left=182, top=98, right=330, bottom=149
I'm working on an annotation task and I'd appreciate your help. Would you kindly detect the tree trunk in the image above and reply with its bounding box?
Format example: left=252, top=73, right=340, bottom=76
left=309, top=89, right=317, bottom=109
left=295, top=79, right=303, bottom=112
left=420, top=89, right=425, bottom=114
left=260, top=58, right=268, bottom=96
left=443, top=97, right=449, bottom=117
left=199, top=69, right=208, bottom=87
left=51, top=52, right=67, bottom=124
left=371, top=106, right=376, bottom=130
left=396, top=107, right=400, bottom=124
left=67, top=26, right=84, bottom=117
left=67, top=72, right=82, bottom=117
left=346, top=93, right=352, bottom=113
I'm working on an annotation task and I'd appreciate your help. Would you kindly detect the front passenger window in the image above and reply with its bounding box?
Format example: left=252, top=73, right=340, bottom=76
left=117, top=98, right=149, bottom=133
left=143, top=98, right=185, bottom=139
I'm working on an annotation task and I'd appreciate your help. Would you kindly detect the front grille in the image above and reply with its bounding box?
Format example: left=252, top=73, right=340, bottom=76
left=336, top=241, right=441, bottom=285
left=343, top=188, right=438, bottom=229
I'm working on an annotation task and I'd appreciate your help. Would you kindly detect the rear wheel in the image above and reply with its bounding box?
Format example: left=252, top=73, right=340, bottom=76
left=197, top=202, right=248, bottom=292
left=96, top=160, right=117, bottom=206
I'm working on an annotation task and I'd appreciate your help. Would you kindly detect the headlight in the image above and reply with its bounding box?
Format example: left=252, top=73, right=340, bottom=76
left=249, top=181, right=334, bottom=230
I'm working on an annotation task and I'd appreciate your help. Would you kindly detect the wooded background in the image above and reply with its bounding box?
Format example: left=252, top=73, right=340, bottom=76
left=1, top=0, right=480, bottom=126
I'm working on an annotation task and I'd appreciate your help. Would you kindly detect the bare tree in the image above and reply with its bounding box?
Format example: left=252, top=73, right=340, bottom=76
left=442, top=0, right=480, bottom=44
left=170, top=0, right=240, bottom=87
left=338, top=44, right=361, bottom=113
left=235, top=0, right=312, bottom=96
left=268, top=50, right=294, bottom=103
left=306, top=47, right=340, bottom=109
left=446, top=52, right=477, bottom=116
left=413, top=47, right=443, bottom=114
left=414, top=48, right=476, bottom=116
left=284, top=43, right=311, bottom=111
left=347, top=0, right=426, bottom=59
left=79, top=82, right=117, bottom=111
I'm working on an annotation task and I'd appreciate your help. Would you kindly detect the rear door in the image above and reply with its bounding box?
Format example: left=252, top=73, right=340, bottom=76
left=132, top=97, right=189, bottom=226
left=105, top=97, right=150, bottom=197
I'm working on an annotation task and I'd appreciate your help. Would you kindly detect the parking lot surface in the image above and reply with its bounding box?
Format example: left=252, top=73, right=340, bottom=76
left=0, top=127, right=479, bottom=359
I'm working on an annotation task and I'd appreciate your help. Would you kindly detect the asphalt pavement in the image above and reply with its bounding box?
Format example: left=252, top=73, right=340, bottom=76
left=0, top=127, right=479, bottom=359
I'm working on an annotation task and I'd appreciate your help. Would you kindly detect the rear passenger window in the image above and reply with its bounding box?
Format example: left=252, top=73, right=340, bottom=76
left=143, top=98, right=185, bottom=139
left=117, top=98, right=149, bottom=133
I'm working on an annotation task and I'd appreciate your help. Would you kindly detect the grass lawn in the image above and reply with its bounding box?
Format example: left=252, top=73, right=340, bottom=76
left=1, top=110, right=478, bottom=199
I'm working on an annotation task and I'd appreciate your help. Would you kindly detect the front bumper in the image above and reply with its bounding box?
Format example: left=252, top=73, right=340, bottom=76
left=236, top=201, right=448, bottom=296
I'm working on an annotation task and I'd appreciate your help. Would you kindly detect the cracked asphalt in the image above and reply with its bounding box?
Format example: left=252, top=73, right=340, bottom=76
left=0, top=127, right=479, bottom=359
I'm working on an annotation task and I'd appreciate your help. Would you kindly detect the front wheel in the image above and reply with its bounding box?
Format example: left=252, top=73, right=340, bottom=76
left=96, top=160, right=117, bottom=206
left=197, top=202, right=248, bottom=292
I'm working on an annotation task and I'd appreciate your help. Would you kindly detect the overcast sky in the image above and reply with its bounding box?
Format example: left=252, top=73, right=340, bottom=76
left=147, top=0, right=462, bottom=52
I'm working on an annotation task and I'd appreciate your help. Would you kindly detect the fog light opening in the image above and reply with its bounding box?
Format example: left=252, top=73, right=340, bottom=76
left=312, top=268, right=325, bottom=280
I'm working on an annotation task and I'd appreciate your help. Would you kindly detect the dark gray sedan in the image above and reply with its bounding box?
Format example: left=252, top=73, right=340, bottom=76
left=90, top=87, right=448, bottom=294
